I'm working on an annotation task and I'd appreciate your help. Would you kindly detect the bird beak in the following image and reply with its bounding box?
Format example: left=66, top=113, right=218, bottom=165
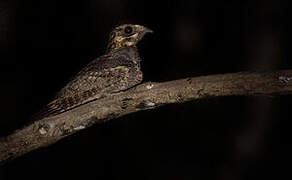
left=135, top=25, right=153, bottom=41
left=144, top=27, right=154, bottom=34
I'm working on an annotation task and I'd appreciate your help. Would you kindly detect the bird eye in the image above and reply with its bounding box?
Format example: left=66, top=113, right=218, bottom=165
left=124, top=26, right=133, bottom=34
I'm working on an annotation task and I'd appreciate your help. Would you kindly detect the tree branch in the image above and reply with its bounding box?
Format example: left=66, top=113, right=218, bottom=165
left=1, top=70, right=292, bottom=164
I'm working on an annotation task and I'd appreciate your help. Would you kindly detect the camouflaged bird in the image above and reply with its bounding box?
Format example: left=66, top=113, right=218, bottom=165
left=35, top=24, right=153, bottom=119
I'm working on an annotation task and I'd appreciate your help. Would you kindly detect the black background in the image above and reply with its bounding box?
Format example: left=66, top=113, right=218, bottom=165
left=0, top=0, right=292, bottom=179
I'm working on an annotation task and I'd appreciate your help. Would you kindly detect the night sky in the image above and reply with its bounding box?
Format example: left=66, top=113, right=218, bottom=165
left=0, top=0, right=291, bottom=179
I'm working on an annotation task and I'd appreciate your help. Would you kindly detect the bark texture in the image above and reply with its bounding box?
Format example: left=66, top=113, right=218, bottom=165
left=1, top=70, right=292, bottom=164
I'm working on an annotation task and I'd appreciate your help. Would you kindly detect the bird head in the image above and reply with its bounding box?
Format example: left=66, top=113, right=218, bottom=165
left=106, top=24, right=153, bottom=52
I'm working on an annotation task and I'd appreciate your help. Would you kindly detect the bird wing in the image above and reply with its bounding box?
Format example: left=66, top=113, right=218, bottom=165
left=32, top=65, right=131, bottom=120
left=32, top=54, right=139, bottom=120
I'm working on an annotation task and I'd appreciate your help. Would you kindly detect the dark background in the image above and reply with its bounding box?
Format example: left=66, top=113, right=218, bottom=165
left=0, top=0, right=291, bottom=179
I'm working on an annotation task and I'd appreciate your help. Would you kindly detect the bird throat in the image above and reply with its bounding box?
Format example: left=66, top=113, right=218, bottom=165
left=106, top=36, right=137, bottom=53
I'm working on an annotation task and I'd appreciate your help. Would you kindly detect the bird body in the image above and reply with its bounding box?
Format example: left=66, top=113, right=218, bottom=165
left=34, top=24, right=152, bottom=119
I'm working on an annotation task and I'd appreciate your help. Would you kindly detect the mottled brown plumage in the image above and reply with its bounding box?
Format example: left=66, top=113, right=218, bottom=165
left=34, top=24, right=152, bottom=119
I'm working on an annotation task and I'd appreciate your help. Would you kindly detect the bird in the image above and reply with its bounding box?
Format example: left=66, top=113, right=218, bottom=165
left=34, top=24, right=153, bottom=119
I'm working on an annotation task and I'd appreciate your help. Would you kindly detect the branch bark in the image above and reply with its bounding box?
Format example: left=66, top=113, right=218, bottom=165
left=1, top=70, right=292, bottom=164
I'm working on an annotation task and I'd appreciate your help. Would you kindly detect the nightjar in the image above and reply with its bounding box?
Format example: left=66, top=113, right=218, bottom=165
left=34, top=24, right=153, bottom=119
